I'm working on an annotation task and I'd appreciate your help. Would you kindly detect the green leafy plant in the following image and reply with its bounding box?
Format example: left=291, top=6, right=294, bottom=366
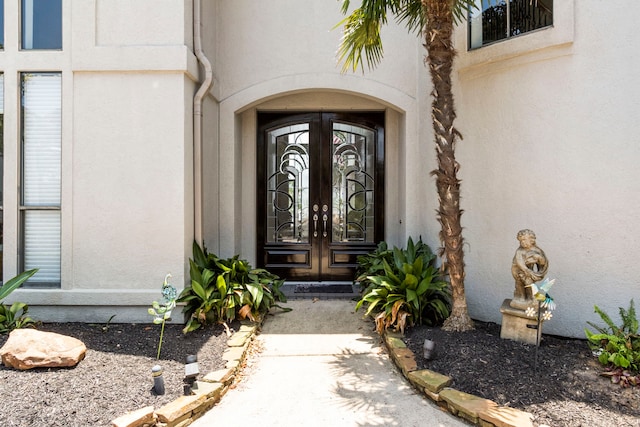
left=177, top=241, right=289, bottom=334
left=0, top=269, right=39, bottom=334
left=354, top=241, right=392, bottom=290
left=355, top=237, right=451, bottom=334
left=148, top=274, right=177, bottom=359
left=585, top=299, right=640, bottom=386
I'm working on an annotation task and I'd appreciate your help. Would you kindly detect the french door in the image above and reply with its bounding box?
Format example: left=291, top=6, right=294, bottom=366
left=257, top=112, right=384, bottom=281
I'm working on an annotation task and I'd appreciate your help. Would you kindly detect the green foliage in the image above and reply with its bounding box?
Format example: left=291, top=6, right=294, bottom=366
left=178, top=241, right=289, bottom=334
left=0, top=269, right=39, bottom=334
left=355, top=237, right=451, bottom=334
left=585, top=300, right=640, bottom=378
left=354, top=241, right=391, bottom=288
left=0, top=302, right=37, bottom=333
left=335, top=0, right=477, bottom=73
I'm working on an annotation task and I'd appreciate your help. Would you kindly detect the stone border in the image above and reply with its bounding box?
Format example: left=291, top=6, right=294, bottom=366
left=112, top=315, right=537, bottom=427
left=110, top=320, right=261, bottom=427
left=383, top=331, right=535, bottom=427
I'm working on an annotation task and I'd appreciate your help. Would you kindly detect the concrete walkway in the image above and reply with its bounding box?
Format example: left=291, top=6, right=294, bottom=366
left=191, top=299, right=466, bottom=427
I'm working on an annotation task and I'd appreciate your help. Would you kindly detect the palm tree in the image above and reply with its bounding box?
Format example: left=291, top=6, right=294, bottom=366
left=337, top=0, right=475, bottom=331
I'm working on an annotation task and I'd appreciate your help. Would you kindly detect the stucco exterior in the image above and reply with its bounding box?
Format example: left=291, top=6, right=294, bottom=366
left=453, top=0, right=640, bottom=337
left=1, top=1, right=638, bottom=337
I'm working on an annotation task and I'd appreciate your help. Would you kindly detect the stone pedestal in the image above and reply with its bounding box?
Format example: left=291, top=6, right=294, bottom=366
left=499, top=299, right=541, bottom=345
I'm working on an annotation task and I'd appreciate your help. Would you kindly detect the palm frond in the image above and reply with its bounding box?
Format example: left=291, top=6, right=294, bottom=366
left=393, top=0, right=424, bottom=35
left=337, top=0, right=477, bottom=73
left=452, top=0, right=478, bottom=24
left=336, top=7, right=385, bottom=73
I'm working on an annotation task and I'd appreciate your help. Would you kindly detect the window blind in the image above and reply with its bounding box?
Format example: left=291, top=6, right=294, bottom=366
left=21, top=73, right=61, bottom=283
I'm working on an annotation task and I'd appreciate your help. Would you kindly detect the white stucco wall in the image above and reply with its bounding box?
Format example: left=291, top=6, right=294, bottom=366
left=210, top=0, right=640, bottom=338
left=6, top=0, right=198, bottom=322
left=4, top=0, right=634, bottom=336
left=208, top=0, right=437, bottom=263
left=453, top=1, right=640, bottom=337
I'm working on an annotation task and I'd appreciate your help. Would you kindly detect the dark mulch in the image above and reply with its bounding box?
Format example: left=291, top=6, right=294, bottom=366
left=404, top=321, right=640, bottom=427
left=0, top=322, right=231, bottom=427
left=1, top=318, right=639, bottom=427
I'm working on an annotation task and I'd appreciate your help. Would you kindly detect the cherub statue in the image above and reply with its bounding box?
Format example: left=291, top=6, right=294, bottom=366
left=510, top=229, right=548, bottom=309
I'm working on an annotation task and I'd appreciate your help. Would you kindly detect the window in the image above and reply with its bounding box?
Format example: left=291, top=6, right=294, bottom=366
left=0, top=0, right=4, bottom=49
left=20, top=73, right=61, bottom=285
left=469, top=0, right=553, bottom=49
left=21, top=0, right=62, bottom=50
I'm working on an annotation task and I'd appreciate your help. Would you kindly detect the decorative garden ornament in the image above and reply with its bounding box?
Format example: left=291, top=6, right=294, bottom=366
left=510, top=229, right=548, bottom=309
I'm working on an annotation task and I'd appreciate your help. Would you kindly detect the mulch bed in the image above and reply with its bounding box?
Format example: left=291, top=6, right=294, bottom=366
left=0, top=322, right=231, bottom=427
left=1, top=318, right=639, bottom=427
left=403, top=321, right=640, bottom=427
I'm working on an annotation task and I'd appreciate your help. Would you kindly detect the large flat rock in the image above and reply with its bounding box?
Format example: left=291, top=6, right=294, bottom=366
left=0, top=329, right=86, bottom=370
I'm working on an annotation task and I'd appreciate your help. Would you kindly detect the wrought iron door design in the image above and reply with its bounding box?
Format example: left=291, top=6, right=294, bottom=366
left=257, top=112, right=384, bottom=281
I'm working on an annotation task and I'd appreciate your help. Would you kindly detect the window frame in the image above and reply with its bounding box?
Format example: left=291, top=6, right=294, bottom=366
left=468, top=0, right=554, bottom=50
left=19, top=72, right=62, bottom=287
left=455, top=0, right=573, bottom=77
left=20, top=0, right=62, bottom=51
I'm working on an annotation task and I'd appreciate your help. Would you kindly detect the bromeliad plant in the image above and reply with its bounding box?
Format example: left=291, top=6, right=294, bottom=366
left=585, top=299, right=640, bottom=386
left=148, top=273, right=178, bottom=359
left=355, top=237, right=451, bottom=334
left=178, top=241, right=289, bottom=335
left=0, top=269, right=39, bottom=333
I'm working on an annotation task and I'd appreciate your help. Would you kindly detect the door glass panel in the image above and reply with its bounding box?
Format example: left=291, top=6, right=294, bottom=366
left=266, top=124, right=309, bottom=243
left=332, top=122, right=375, bottom=243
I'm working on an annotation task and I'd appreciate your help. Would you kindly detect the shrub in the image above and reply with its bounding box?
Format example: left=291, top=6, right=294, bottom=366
left=355, top=237, right=451, bottom=334
left=585, top=299, right=640, bottom=386
left=0, top=269, right=39, bottom=333
left=177, top=241, right=288, bottom=334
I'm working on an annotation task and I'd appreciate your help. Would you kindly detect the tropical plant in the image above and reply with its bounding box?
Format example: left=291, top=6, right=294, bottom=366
left=585, top=300, right=640, bottom=382
left=148, top=273, right=178, bottom=359
left=178, top=241, right=289, bottom=334
left=354, top=240, right=392, bottom=290
left=336, top=0, right=475, bottom=331
left=355, top=237, right=451, bottom=334
left=0, top=269, right=39, bottom=333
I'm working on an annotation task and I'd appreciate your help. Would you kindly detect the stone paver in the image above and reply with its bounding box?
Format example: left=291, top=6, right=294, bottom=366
left=408, top=369, right=452, bottom=393
left=440, top=388, right=497, bottom=424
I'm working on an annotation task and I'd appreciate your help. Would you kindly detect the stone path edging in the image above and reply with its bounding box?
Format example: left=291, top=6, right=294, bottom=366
left=112, top=315, right=537, bottom=427
left=382, top=330, right=535, bottom=427
left=110, top=319, right=262, bottom=427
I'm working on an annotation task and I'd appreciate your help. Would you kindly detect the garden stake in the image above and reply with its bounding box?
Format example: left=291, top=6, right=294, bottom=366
left=535, top=301, right=542, bottom=371
left=184, top=354, right=199, bottom=395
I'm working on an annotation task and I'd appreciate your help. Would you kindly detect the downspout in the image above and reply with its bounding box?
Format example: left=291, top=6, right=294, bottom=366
left=193, top=0, right=213, bottom=247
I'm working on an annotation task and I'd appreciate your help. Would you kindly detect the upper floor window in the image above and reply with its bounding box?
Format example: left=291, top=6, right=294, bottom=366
left=21, top=0, right=62, bottom=50
left=469, top=0, right=553, bottom=49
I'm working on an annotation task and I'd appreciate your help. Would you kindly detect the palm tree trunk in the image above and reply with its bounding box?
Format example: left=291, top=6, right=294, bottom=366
left=423, top=0, right=473, bottom=331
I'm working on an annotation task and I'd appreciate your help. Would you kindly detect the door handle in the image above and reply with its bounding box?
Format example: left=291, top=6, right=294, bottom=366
left=313, top=204, right=319, bottom=237
left=322, top=204, right=328, bottom=237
